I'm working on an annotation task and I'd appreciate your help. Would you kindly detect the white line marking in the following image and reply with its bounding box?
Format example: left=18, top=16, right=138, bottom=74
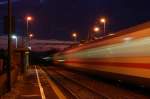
left=35, top=66, right=46, bottom=99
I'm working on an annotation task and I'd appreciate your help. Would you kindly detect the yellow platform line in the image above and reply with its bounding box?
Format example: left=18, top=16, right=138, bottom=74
left=47, top=77, right=67, bottom=99
left=39, top=67, right=67, bottom=99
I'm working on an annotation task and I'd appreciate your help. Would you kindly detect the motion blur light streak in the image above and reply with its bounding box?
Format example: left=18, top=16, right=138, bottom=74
left=54, top=22, right=150, bottom=87
left=64, top=36, right=150, bottom=59
left=123, top=37, right=132, bottom=41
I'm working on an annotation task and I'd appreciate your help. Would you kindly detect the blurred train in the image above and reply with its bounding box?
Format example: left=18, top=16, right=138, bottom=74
left=54, top=22, right=150, bottom=87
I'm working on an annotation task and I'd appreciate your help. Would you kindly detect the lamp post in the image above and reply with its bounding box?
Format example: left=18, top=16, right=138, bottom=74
left=7, top=0, right=12, bottom=91
left=26, top=16, right=32, bottom=48
left=100, top=18, right=106, bottom=33
left=24, top=16, right=32, bottom=72
left=27, top=17, right=32, bottom=33
left=12, top=35, right=18, bottom=48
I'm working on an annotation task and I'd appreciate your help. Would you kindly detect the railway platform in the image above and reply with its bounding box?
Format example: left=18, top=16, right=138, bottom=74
left=1, top=66, right=62, bottom=99
left=1, top=65, right=149, bottom=99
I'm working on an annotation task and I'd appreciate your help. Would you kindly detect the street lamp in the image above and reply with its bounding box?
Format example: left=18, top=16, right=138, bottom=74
left=7, top=0, right=12, bottom=91
left=12, top=35, right=18, bottom=48
left=25, top=16, right=32, bottom=72
left=92, top=26, right=100, bottom=40
left=72, top=32, right=77, bottom=42
left=93, top=26, right=100, bottom=32
left=27, top=16, right=32, bottom=21
left=100, top=18, right=106, bottom=33
left=26, top=16, right=32, bottom=47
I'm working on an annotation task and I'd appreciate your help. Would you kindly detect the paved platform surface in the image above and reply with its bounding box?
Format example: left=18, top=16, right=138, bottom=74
left=0, top=66, right=60, bottom=99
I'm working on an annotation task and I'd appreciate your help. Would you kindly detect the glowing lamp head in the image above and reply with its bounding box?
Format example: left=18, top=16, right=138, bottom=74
left=27, top=16, right=32, bottom=21
left=29, top=33, right=34, bottom=38
left=94, top=27, right=100, bottom=32
left=72, top=33, right=77, bottom=37
left=12, top=35, right=17, bottom=39
left=100, top=18, right=106, bottom=23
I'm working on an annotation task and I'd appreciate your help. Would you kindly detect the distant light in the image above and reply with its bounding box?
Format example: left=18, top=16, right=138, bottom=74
left=12, top=35, right=17, bottom=39
left=27, top=16, right=32, bottom=21
left=29, top=33, right=34, bottom=38
left=72, top=32, right=77, bottom=37
left=94, top=27, right=100, bottom=32
left=28, top=46, right=31, bottom=50
left=100, top=18, right=106, bottom=23
left=109, top=33, right=115, bottom=36
left=42, top=57, right=51, bottom=60
left=123, top=37, right=132, bottom=41
left=25, top=51, right=29, bottom=54
left=57, top=59, right=65, bottom=62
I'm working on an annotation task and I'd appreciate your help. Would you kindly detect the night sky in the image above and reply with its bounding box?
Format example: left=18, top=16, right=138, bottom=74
left=0, top=0, right=150, bottom=40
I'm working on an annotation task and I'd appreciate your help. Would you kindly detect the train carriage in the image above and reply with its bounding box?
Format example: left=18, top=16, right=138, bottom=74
left=54, top=22, right=150, bottom=87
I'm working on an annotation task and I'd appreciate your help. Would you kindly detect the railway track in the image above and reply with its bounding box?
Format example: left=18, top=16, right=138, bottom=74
left=43, top=68, right=109, bottom=99
left=42, top=67, right=149, bottom=99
